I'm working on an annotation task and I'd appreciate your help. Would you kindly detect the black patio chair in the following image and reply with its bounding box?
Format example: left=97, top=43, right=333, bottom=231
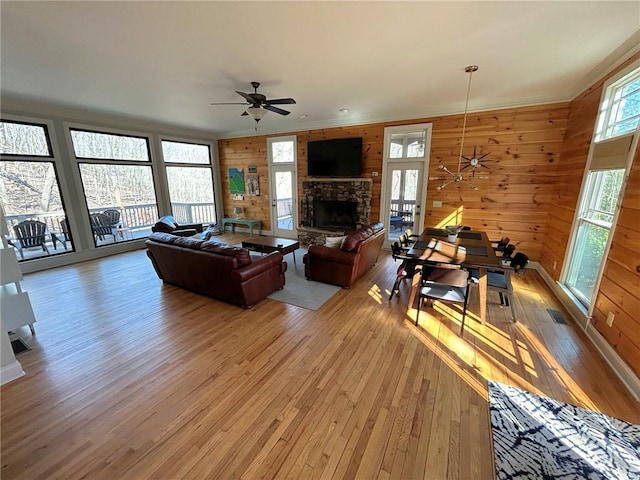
left=11, top=220, right=50, bottom=260
left=90, top=213, right=116, bottom=242
left=102, top=209, right=121, bottom=228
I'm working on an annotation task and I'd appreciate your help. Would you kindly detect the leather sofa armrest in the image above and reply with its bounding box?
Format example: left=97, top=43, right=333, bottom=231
left=307, top=245, right=357, bottom=265
left=232, top=252, right=285, bottom=282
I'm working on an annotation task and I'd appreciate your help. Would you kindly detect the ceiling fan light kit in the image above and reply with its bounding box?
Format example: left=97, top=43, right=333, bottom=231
left=430, top=65, right=490, bottom=191
left=211, top=81, right=296, bottom=130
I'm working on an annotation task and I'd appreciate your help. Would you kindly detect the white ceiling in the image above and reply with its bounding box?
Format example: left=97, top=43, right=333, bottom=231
left=2, top=1, right=639, bottom=138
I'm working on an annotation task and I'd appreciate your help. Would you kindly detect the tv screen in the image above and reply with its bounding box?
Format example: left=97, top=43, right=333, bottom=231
left=307, top=137, right=363, bottom=177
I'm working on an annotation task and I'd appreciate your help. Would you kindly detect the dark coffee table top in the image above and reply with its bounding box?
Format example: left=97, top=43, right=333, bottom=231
left=242, top=237, right=300, bottom=256
left=242, top=237, right=298, bottom=248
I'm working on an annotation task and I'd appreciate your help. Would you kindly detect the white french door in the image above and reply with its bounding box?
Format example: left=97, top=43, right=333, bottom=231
left=381, top=124, right=431, bottom=247
left=267, top=136, right=297, bottom=238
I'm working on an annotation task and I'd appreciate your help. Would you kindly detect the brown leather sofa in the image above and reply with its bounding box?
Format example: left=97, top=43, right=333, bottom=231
left=151, top=215, right=204, bottom=237
left=146, top=232, right=287, bottom=308
left=303, top=222, right=386, bottom=288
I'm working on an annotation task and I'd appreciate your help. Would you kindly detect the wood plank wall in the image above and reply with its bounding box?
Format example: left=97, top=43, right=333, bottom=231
left=540, top=52, right=640, bottom=378
left=218, top=103, right=570, bottom=262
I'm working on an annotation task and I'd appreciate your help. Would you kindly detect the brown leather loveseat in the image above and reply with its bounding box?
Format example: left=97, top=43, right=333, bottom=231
left=303, top=222, right=386, bottom=288
left=146, top=232, right=287, bottom=308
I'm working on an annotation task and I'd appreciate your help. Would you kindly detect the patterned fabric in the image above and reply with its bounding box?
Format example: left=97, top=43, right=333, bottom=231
left=489, top=381, right=640, bottom=480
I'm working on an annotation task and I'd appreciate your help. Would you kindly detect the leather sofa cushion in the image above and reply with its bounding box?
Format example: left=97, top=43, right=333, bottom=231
left=148, top=232, right=178, bottom=244
left=201, top=241, right=252, bottom=266
left=173, top=236, right=205, bottom=249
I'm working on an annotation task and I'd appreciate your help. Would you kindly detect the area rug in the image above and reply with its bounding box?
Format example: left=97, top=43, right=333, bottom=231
left=266, top=249, right=341, bottom=310
left=488, top=381, right=640, bottom=480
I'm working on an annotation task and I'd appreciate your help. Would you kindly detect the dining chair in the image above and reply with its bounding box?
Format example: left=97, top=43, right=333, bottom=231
left=389, top=239, right=421, bottom=300
left=469, top=252, right=529, bottom=321
left=491, top=236, right=511, bottom=255
left=12, top=220, right=50, bottom=260
left=415, top=266, right=472, bottom=334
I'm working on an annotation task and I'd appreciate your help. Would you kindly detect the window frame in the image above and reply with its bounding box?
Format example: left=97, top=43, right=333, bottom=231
left=1, top=116, right=76, bottom=261
left=0, top=119, right=54, bottom=158
left=594, top=63, right=640, bottom=142
left=160, top=137, right=218, bottom=226
left=67, top=124, right=159, bottom=247
left=561, top=61, right=639, bottom=315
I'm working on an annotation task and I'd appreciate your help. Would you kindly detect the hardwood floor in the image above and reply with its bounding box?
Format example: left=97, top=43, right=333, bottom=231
left=2, top=234, right=639, bottom=479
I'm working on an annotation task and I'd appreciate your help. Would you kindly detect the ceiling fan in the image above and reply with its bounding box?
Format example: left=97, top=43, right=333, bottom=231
left=211, top=81, right=296, bottom=129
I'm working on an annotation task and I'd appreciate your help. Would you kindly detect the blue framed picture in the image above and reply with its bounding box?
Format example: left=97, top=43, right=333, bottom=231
left=228, top=168, right=245, bottom=194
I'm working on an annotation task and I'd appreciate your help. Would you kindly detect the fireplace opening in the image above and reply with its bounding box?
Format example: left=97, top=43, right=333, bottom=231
left=314, top=200, right=358, bottom=230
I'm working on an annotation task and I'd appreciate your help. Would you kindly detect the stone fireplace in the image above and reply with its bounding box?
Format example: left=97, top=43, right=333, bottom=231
left=314, top=200, right=359, bottom=230
left=298, top=178, right=372, bottom=245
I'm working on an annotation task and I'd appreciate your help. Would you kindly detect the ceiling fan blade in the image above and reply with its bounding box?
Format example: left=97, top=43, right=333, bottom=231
left=210, top=102, right=250, bottom=105
left=266, top=98, right=296, bottom=105
left=236, top=91, right=258, bottom=104
left=263, top=105, right=290, bottom=115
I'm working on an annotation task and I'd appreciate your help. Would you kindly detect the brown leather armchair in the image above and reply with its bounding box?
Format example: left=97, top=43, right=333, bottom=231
left=303, top=223, right=385, bottom=288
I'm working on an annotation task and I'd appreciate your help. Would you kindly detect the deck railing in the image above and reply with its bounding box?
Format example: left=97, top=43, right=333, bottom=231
left=5, top=202, right=216, bottom=259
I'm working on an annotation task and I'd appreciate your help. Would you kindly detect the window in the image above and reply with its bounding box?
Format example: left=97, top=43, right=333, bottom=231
left=565, top=169, right=624, bottom=305
left=594, top=66, right=640, bottom=141
left=1, top=120, right=74, bottom=260
left=389, top=131, right=426, bottom=158
left=563, top=65, right=637, bottom=308
left=270, top=139, right=295, bottom=163
left=161, top=140, right=217, bottom=225
left=70, top=128, right=158, bottom=246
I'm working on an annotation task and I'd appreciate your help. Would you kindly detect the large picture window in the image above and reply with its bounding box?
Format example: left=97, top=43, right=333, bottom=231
left=563, top=64, right=638, bottom=309
left=162, top=140, right=217, bottom=225
left=1, top=120, right=74, bottom=260
left=71, top=128, right=158, bottom=246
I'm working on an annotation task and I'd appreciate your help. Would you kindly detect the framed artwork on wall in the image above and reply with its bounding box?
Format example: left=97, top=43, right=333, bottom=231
left=247, top=175, right=260, bottom=196
left=228, top=168, right=245, bottom=194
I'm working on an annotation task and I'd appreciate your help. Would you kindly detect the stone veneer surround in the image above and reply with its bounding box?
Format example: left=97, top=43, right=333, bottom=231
left=301, top=178, right=372, bottom=228
left=298, top=178, right=372, bottom=245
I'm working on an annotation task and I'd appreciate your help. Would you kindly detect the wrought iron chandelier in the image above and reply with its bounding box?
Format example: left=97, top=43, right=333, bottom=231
left=430, top=65, right=490, bottom=191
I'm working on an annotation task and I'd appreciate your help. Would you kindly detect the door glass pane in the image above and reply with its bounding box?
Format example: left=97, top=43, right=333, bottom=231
left=1, top=161, right=74, bottom=260
left=272, top=141, right=294, bottom=163
left=274, top=171, right=293, bottom=231
left=389, top=167, right=418, bottom=235
left=79, top=164, right=158, bottom=245
left=166, top=166, right=216, bottom=225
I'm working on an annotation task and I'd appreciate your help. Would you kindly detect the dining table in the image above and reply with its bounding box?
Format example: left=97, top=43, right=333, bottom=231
left=405, top=228, right=501, bottom=324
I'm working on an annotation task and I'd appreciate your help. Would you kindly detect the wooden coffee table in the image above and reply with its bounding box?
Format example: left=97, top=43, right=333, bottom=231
left=242, top=236, right=300, bottom=265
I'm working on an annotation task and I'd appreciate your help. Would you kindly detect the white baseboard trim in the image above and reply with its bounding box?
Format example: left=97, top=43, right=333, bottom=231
left=1, top=361, right=25, bottom=385
left=532, top=261, right=640, bottom=402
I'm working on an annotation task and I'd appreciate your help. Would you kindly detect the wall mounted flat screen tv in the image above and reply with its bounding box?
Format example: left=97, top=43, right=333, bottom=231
left=307, top=137, right=363, bottom=177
